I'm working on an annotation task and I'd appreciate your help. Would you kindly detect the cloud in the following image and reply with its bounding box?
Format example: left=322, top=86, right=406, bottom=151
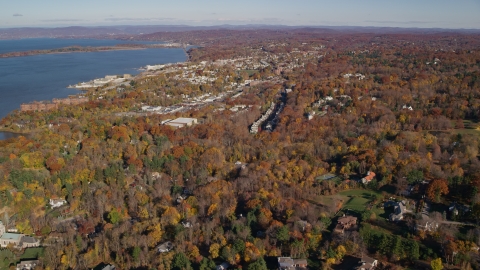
left=364, top=20, right=435, bottom=25
left=40, top=19, right=85, bottom=22
left=13, top=14, right=23, bottom=17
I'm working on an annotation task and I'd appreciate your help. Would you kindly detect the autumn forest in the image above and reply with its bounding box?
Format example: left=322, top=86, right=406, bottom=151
left=1, top=29, right=480, bottom=270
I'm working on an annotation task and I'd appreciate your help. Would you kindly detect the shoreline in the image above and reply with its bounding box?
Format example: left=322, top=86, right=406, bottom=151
left=0, top=44, right=187, bottom=59
left=0, top=46, right=145, bottom=58
left=0, top=40, right=190, bottom=122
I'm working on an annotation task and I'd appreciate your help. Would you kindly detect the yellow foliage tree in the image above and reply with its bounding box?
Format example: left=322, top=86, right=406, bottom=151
left=209, top=243, right=220, bottom=259
left=162, top=206, right=181, bottom=225
left=147, top=223, right=163, bottom=247
left=335, top=245, right=347, bottom=260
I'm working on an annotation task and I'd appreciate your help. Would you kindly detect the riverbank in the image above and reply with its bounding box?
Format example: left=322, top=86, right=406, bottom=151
left=0, top=39, right=188, bottom=119
left=0, top=130, right=31, bottom=140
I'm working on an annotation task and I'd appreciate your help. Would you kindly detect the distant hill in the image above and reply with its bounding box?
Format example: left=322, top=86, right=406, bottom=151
left=1, top=24, right=478, bottom=40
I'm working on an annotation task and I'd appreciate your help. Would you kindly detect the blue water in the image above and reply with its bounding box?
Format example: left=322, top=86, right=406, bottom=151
left=0, top=39, right=186, bottom=120
left=0, top=131, right=21, bottom=140
left=0, top=38, right=160, bottom=54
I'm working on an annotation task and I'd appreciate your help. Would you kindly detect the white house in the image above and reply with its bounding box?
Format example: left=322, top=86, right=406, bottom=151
left=355, top=256, right=378, bottom=270
left=49, top=198, right=67, bottom=208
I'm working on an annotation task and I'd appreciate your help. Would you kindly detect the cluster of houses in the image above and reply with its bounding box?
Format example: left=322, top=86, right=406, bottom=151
left=343, top=73, right=366, bottom=80
left=264, top=101, right=285, bottom=132
left=20, top=96, right=89, bottom=112
left=71, top=74, right=131, bottom=89
left=250, top=102, right=275, bottom=134
left=310, top=94, right=353, bottom=114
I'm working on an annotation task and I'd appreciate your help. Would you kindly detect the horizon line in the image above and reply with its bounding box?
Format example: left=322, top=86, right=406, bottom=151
left=0, top=24, right=479, bottom=31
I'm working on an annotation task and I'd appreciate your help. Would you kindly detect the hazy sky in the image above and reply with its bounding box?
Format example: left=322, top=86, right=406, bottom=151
left=1, top=0, right=479, bottom=29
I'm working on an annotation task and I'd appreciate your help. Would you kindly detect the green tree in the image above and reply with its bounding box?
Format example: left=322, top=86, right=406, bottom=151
left=247, top=257, right=267, bottom=270
left=320, top=216, right=331, bottom=229
left=233, top=239, right=246, bottom=254
left=431, top=258, right=443, bottom=270
left=326, top=247, right=336, bottom=259
left=276, top=225, right=290, bottom=242
left=391, top=235, right=402, bottom=260
left=107, top=208, right=121, bottom=224
left=172, top=252, right=191, bottom=270
left=406, top=240, right=420, bottom=260
left=407, top=169, right=423, bottom=184
left=132, top=246, right=141, bottom=262
left=378, top=234, right=390, bottom=255
left=76, top=235, right=83, bottom=250
left=199, top=257, right=216, bottom=270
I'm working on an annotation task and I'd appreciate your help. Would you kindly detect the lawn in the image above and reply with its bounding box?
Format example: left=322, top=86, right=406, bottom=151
left=312, top=189, right=385, bottom=216
left=344, top=196, right=370, bottom=212
left=339, top=189, right=385, bottom=216
left=338, top=189, right=382, bottom=198
left=20, top=247, right=44, bottom=260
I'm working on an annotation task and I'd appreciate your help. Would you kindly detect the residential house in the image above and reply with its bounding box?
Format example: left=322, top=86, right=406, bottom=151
left=334, top=215, right=358, bottom=234
left=176, top=194, right=188, bottom=204
left=389, top=200, right=408, bottom=222
left=156, top=241, right=173, bottom=253
left=355, top=256, right=378, bottom=270
left=49, top=198, right=67, bottom=208
left=216, top=262, right=230, bottom=270
left=361, top=172, right=376, bottom=184
left=278, top=257, right=308, bottom=270
left=415, top=219, right=439, bottom=232
left=16, top=260, right=40, bottom=270
left=93, top=263, right=116, bottom=270
left=449, top=202, right=469, bottom=217
left=181, top=221, right=192, bottom=228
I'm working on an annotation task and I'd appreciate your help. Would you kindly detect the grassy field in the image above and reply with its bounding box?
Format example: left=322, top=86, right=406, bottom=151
left=344, top=196, right=371, bottom=211
left=339, top=190, right=384, bottom=216
left=312, top=189, right=385, bottom=217
left=20, top=247, right=44, bottom=260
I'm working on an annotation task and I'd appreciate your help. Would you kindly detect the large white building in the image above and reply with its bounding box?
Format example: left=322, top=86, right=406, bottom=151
left=0, top=221, right=40, bottom=249
left=163, top=118, right=198, bottom=128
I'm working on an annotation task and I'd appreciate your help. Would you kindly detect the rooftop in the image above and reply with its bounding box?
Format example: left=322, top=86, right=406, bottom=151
left=22, top=236, right=39, bottom=243
left=169, top=117, right=197, bottom=124
left=1, top=233, right=22, bottom=240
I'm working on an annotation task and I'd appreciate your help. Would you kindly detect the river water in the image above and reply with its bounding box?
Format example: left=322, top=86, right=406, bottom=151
left=0, top=131, right=22, bottom=140
left=0, top=38, right=187, bottom=121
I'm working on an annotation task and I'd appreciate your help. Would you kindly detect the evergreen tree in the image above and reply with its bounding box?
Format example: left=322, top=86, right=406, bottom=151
left=276, top=225, right=290, bottom=243
left=391, top=235, right=403, bottom=260
left=199, top=257, right=216, bottom=270
left=247, top=257, right=267, bottom=270
left=172, top=252, right=191, bottom=270
left=132, top=246, right=141, bottom=262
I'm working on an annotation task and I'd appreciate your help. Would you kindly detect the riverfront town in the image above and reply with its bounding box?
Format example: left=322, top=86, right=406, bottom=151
left=1, top=28, right=480, bottom=270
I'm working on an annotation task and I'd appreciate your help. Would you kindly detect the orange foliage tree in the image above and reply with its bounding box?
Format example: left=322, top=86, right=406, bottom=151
left=426, top=179, right=449, bottom=202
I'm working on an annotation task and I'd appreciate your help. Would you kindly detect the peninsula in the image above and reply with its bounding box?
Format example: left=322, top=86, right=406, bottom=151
left=0, top=43, right=187, bottom=58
